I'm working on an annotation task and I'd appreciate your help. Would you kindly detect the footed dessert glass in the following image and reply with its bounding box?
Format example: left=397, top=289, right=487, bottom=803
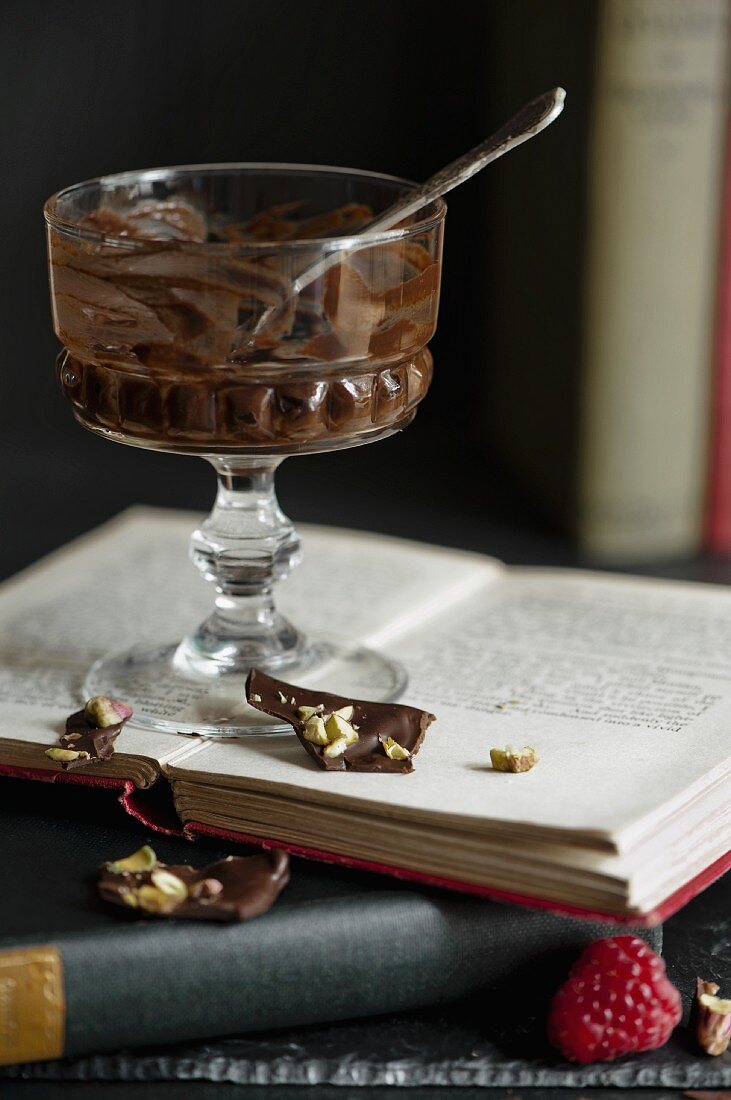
left=44, top=164, right=445, bottom=734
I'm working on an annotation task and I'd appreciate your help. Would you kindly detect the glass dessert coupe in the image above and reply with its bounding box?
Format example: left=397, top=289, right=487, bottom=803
left=44, top=164, right=445, bottom=735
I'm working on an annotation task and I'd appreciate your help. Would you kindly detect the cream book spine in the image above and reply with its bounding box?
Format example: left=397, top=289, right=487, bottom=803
left=579, top=0, right=729, bottom=560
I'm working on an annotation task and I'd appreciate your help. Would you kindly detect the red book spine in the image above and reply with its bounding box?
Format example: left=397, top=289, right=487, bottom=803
left=706, top=118, right=731, bottom=551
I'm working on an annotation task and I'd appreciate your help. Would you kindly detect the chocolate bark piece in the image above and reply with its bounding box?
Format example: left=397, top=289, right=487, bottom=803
left=98, top=850, right=290, bottom=922
left=246, top=668, right=435, bottom=773
left=54, top=710, right=128, bottom=771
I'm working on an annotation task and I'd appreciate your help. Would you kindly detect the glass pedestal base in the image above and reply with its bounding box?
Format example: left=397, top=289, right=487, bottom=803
left=84, top=638, right=407, bottom=737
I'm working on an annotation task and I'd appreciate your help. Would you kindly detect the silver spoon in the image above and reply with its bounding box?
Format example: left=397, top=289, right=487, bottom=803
left=253, top=87, right=565, bottom=335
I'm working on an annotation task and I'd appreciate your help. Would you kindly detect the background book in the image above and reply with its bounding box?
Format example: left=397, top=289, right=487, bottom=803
left=482, top=0, right=729, bottom=562
left=705, top=116, right=731, bottom=551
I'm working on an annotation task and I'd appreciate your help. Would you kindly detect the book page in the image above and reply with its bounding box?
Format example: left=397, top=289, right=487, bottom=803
left=394, top=568, right=731, bottom=847
left=0, top=507, right=499, bottom=766
left=182, top=568, right=731, bottom=851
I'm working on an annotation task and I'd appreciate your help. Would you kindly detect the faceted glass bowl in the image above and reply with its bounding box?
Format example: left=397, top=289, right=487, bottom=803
left=44, top=164, right=446, bottom=735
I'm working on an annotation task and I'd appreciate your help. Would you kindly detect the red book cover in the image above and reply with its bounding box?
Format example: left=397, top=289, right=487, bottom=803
left=2, top=763, right=729, bottom=929
left=706, top=118, right=731, bottom=551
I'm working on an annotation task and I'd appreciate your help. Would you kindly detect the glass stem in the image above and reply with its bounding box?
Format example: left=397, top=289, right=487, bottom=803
left=177, top=456, right=307, bottom=675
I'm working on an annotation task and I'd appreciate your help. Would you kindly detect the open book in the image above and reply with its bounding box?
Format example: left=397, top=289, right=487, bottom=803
left=1, top=507, right=729, bottom=925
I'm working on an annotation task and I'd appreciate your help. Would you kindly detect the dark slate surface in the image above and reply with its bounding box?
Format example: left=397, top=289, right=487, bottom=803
left=2, top=1090, right=726, bottom=1100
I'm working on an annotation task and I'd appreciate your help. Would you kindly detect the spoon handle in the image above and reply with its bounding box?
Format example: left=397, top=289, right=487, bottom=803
left=364, top=86, right=566, bottom=237
left=254, top=87, right=565, bottom=329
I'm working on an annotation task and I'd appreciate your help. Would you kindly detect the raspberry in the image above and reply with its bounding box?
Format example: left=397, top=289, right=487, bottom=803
left=547, top=935, right=682, bottom=1064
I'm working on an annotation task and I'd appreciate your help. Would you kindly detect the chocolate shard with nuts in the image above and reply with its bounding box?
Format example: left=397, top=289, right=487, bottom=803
left=246, top=668, right=435, bottom=773
left=44, top=695, right=133, bottom=771
left=98, top=846, right=290, bottom=922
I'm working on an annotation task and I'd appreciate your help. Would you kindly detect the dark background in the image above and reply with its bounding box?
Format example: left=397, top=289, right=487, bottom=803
left=0, top=0, right=602, bottom=581
left=1, top=9, right=729, bottom=1095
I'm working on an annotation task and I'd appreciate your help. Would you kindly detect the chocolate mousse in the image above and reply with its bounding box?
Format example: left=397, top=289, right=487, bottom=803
left=47, top=197, right=439, bottom=453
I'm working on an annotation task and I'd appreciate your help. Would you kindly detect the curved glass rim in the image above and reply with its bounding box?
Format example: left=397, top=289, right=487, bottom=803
left=43, top=161, right=447, bottom=251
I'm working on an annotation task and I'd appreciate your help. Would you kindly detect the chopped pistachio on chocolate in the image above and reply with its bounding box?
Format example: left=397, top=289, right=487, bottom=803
left=84, top=695, right=133, bottom=728
left=303, top=714, right=329, bottom=745
left=98, top=845, right=289, bottom=922
left=382, top=736, right=411, bottom=760
left=44, top=746, right=91, bottom=764
left=695, top=977, right=731, bottom=1055
left=490, top=745, right=539, bottom=773
left=106, top=845, right=157, bottom=874
left=246, top=668, right=435, bottom=773
left=44, top=695, right=134, bottom=771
